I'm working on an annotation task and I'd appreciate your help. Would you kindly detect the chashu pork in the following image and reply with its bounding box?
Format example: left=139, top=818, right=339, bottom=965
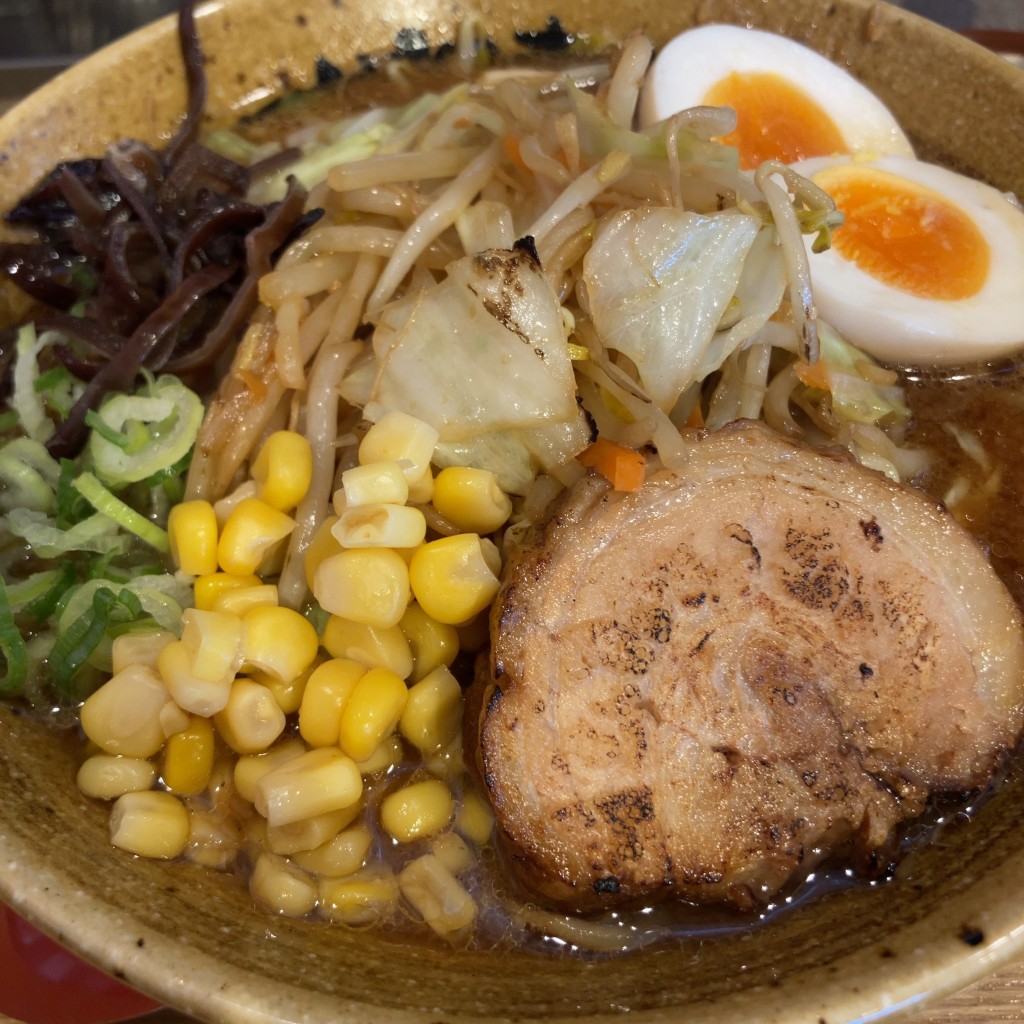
left=474, top=420, right=1024, bottom=912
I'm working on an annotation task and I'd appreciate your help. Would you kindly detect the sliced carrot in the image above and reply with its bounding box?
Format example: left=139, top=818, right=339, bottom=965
left=502, top=133, right=531, bottom=176
left=577, top=437, right=646, bottom=492
left=685, top=402, right=705, bottom=430
left=794, top=358, right=830, bottom=391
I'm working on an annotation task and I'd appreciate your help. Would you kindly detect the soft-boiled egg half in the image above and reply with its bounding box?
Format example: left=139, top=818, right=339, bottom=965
left=795, top=155, right=1024, bottom=365
left=638, top=24, right=914, bottom=168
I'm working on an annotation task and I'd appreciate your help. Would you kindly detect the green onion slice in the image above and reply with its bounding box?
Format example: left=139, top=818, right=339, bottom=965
left=0, top=580, right=28, bottom=695
left=72, top=472, right=170, bottom=553
left=87, top=375, right=203, bottom=488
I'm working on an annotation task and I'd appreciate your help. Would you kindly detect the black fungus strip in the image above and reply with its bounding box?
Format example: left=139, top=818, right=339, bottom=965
left=39, top=311, right=128, bottom=359
left=0, top=0, right=315, bottom=458
left=103, top=143, right=173, bottom=268
left=47, top=261, right=237, bottom=458
left=0, top=243, right=81, bottom=310
left=165, top=178, right=309, bottom=375
left=164, top=0, right=206, bottom=167
left=55, top=167, right=108, bottom=230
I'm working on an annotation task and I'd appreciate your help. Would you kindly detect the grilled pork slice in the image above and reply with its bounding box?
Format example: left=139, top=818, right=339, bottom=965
left=475, top=421, right=1024, bottom=911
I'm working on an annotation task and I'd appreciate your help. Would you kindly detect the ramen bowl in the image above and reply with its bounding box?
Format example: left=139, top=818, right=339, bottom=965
left=2, top=1, right=1024, bottom=1022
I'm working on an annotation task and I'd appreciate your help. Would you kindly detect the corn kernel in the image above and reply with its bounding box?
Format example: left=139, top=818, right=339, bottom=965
left=215, top=679, right=286, bottom=754
left=431, top=467, right=512, bottom=534
left=205, top=753, right=236, bottom=803
left=180, top=608, right=243, bottom=683
left=304, top=515, right=343, bottom=590
left=321, top=617, right=413, bottom=679
left=162, top=716, right=216, bottom=795
left=398, top=853, right=475, bottom=935
left=407, top=466, right=434, bottom=505
left=167, top=500, right=219, bottom=575
left=234, top=737, right=306, bottom=803
left=399, top=604, right=459, bottom=683
left=354, top=733, right=405, bottom=777
left=379, top=778, right=454, bottom=843
left=423, top=733, right=466, bottom=782
left=186, top=806, right=242, bottom=871
left=338, top=667, right=409, bottom=763
left=77, top=755, right=157, bottom=800
left=313, top=548, right=410, bottom=629
left=400, top=666, right=463, bottom=753
left=111, top=630, right=175, bottom=676
left=293, top=822, right=372, bottom=877
left=359, top=411, right=438, bottom=482
left=251, top=852, right=317, bottom=917
left=194, top=572, right=263, bottom=611
left=265, top=803, right=362, bottom=856
left=298, top=659, right=365, bottom=748
left=408, top=534, right=501, bottom=625
left=217, top=497, right=295, bottom=575
left=80, top=665, right=170, bottom=757
left=318, top=867, right=399, bottom=925
left=213, top=479, right=257, bottom=529
left=429, top=831, right=474, bottom=876
left=245, top=814, right=268, bottom=848
left=341, top=461, right=409, bottom=507
left=241, top=605, right=319, bottom=683
left=456, top=788, right=495, bottom=846
left=157, top=640, right=233, bottom=717
left=251, top=659, right=319, bottom=716
left=159, top=700, right=190, bottom=738
left=251, top=430, right=313, bottom=511
left=479, top=536, right=502, bottom=577
left=109, top=790, right=189, bottom=859
left=212, top=583, right=279, bottom=617
left=333, top=503, right=426, bottom=549
left=255, top=747, right=363, bottom=827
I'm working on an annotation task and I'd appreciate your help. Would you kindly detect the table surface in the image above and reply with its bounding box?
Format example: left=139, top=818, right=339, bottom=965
left=2, top=2, right=1024, bottom=1023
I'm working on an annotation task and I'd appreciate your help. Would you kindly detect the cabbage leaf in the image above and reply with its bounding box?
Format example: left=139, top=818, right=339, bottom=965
left=582, top=207, right=761, bottom=411
left=364, top=246, right=579, bottom=440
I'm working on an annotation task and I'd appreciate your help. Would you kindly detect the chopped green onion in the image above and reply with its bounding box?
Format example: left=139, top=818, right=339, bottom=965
left=48, top=586, right=143, bottom=695
left=5, top=569, right=62, bottom=611
left=204, top=128, right=259, bottom=163
left=0, top=437, right=61, bottom=513
left=72, top=472, right=170, bottom=552
left=87, top=375, right=203, bottom=488
left=85, top=408, right=132, bottom=448
left=21, top=561, right=77, bottom=623
left=55, top=457, right=92, bottom=526
left=8, top=508, right=128, bottom=559
left=11, top=324, right=52, bottom=444
left=34, top=365, right=74, bottom=395
left=0, top=580, right=28, bottom=695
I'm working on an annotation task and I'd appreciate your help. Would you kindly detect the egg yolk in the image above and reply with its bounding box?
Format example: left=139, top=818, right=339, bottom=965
left=704, top=71, right=847, bottom=169
left=813, top=165, right=990, bottom=300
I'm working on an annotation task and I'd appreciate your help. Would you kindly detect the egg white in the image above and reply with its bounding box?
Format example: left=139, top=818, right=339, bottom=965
left=796, top=155, right=1024, bottom=366
left=638, top=24, right=913, bottom=161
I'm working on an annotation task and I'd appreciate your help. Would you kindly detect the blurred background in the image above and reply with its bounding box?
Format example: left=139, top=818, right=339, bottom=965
left=0, top=0, right=179, bottom=109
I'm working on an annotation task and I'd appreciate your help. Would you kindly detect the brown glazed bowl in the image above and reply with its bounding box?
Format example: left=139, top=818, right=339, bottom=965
left=2, top=1, right=1024, bottom=1022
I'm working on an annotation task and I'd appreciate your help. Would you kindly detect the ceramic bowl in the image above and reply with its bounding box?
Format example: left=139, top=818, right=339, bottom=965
left=2, top=1, right=1024, bottom=1022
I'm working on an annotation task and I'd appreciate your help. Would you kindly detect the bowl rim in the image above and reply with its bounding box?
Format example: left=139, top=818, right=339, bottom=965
left=2, top=2, right=1024, bottom=1022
